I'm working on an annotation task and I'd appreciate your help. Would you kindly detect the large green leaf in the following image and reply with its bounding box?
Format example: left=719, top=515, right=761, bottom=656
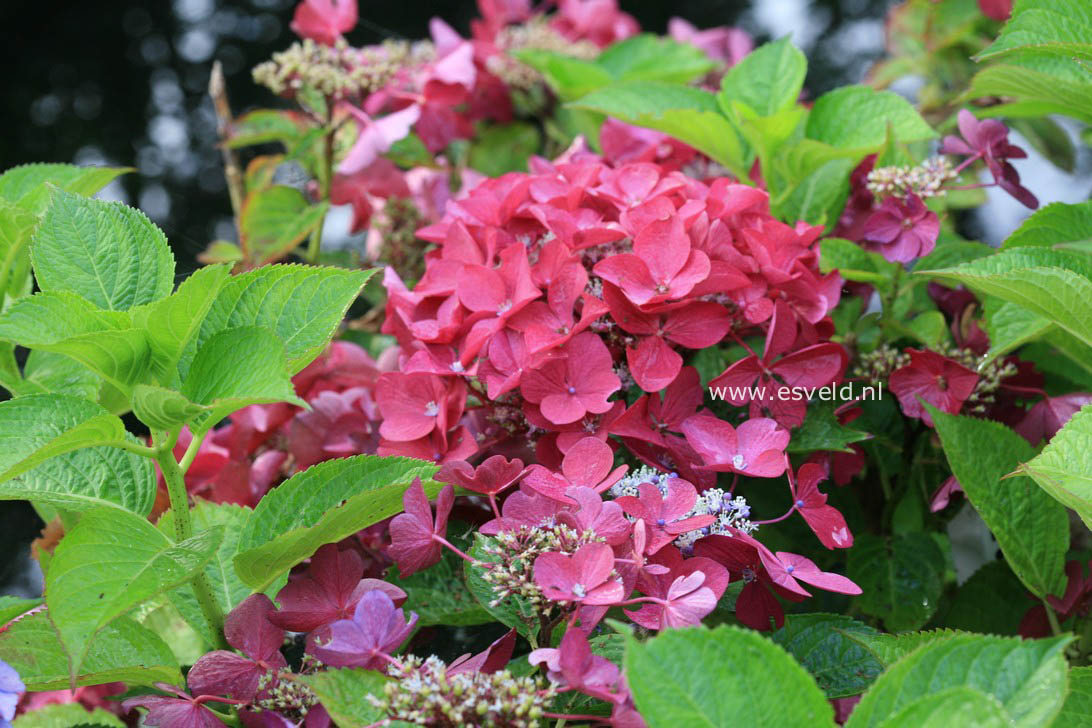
left=860, top=688, right=1009, bottom=728
left=940, top=560, right=1028, bottom=634
left=234, top=455, right=439, bottom=590
left=2, top=439, right=155, bottom=515
left=1051, top=667, right=1092, bottom=727
left=46, top=507, right=223, bottom=680
left=240, top=186, right=328, bottom=265
left=805, top=85, right=937, bottom=152
left=12, top=702, right=125, bottom=728
left=0, top=198, right=38, bottom=305
left=0, top=163, right=130, bottom=214
left=1003, top=200, right=1092, bottom=250
left=0, top=610, right=180, bottom=690
left=0, top=394, right=130, bottom=483
left=930, top=406, right=1068, bottom=598
left=983, top=299, right=1052, bottom=361
left=569, top=83, right=747, bottom=177
left=819, top=238, right=901, bottom=290
left=844, top=633, right=1072, bottom=728
left=1021, top=404, right=1092, bottom=531
left=846, top=533, right=944, bottom=631
left=303, top=668, right=390, bottom=728
left=719, top=36, right=806, bottom=117
left=181, top=326, right=306, bottom=435
left=625, top=625, right=834, bottom=728
left=184, top=264, right=375, bottom=377
left=977, top=0, right=1092, bottom=63
left=30, top=188, right=174, bottom=311
left=21, top=350, right=102, bottom=400
left=787, top=400, right=872, bottom=455
left=510, top=51, right=612, bottom=102
left=776, top=158, right=853, bottom=228
left=966, top=64, right=1092, bottom=125
left=594, top=34, right=715, bottom=84
left=770, top=614, right=882, bottom=699
left=843, top=629, right=965, bottom=667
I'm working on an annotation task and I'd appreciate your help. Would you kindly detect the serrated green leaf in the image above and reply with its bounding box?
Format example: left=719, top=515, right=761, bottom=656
left=719, top=36, right=806, bottom=117
left=843, top=629, right=966, bottom=667
left=776, top=158, right=853, bottom=229
left=805, top=85, right=937, bottom=152
left=240, top=186, right=328, bottom=266
left=1051, top=666, right=1092, bottom=727
left=46, top=508, right=223, bottom=680
left=31, top=188, right=174, bottom=311
left=0, top=163, right=130, bottom=214
left=1021, top=404, right=1092, bottom=531
left=929, top=406, right=1068, bottom=598
left=0, top=197, right=38, bottom=306
left=788, top=399, right=872, bottom=455
left=181, top=326, right=306, bottom=435
left=0, top=610, right=181, bottom=690
left=3, top=438, right=155, bottom=515
left=511, top=51, right=613, bottom=102
left=625, top=625, right=835, bottom=728
left=940, top=560, right=1027, bottom=634
left=847, top=533, right=944, bottom=631
left=0, top=595, right=41, bottom=626
left=1003, top=200, right=1092, bottom=250
left=1009, top=117, right=1078, bottom=172
left=0, top=394, right=130, bottom=483
left=977, top=0, right=1092, bottom=63
left=911, top=238, right=993, bottom=272
left=131, top=384, right=206, bottom=431
left=185, top=264, right=375, bottom=377
left=966, top=64, right=1092, bottom=125
left=569, top=82, right=747, bottom=177
left=770, top=614, right=882, bottom=698
left=21, top=350, right=101, bottom=400
left=595, top=33, right=715, bottom=84
left=464, top=534, right=541, bottom=640
left=844, top=633, right=1072, bottom=728
left=865, top=687, right=1009, bottom=728
left=387, top=547, right=492, bottom=628
left=234, top=455, right=439, bottom=590
left=303, top=668, right=390, bottom=728
left=12, top=702, right=125, bottom=728
left=983, top=299, right=1052, bottom=361
left=819, top=238, right=901, bottom=290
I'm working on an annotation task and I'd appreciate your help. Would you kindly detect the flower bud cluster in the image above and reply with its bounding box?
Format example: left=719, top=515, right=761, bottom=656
left=853, top=345, right=911, bottom=385
left=477, top=523, right=603, bottom=608
left=674, top=488, right=757, bottom=551
left=370, top=655, right=554, bottom=727
left=866, top=157, right=956, bottom=200
left=487, top=18, right=599, bottom=90
left=253, top=38, right=434, bottom=99
left=253, top=675, right=319, bottom=722
left=374, top=197, right=427, bottom=283
left=941, top=345, right=1020, bottom=414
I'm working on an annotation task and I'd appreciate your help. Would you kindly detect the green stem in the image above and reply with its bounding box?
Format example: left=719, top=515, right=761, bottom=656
left=154, top=446, right=228, bottom=648
left=1042, top=598, right=1063, bottom=637
left=306, top=104, right=336, bottom=264
left=178, top=428, right=209, bottom=475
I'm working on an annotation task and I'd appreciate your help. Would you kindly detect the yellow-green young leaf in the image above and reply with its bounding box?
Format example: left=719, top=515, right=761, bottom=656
left=240, top=186, right=328, bottom=265
left=129, top=264, right=233, bottom=386
left=131, top=384, right=207, bottom=432
left=0, top=610, right=181, bottom=690
left=510, top=51, right=613, bottom=101
left=302, top=668, right=391, bottom=728
left=929, top=406, right=1069, bottom=598
left=184, top=264, right=376, bottom=376
left=181, top=326, right=306, bottom=436
left=718, top=36, right=806, bottom=117
left=30, top=188, right=175, bottom=310
left=857, top=687, right=1008, bottom=728
left=234, top=455, right=439, bottom=590
left=805, top=85, right=937, bottom=152
left=625, top=625, right=834, bottom=728
left=0, top=596, right=41, bottom=626
left=847, top=533, right=944, bottom=631
left=905, top=311, right=949, bottom=349
left=594, top=34, right=715, bottom=84
left=21, top=350, right=101, bottom=400
left=1051, top=667, right=1092, bottom=727
left=0, top=198, right=37, bottom=304
left=1021, top=404, right=1092, bottom=531
left=844, top=634, right=1072, bottom=728
left=977, top=0, right=1092, bottom=63
left=775, top=158, right=853, bottom=229
left=0, top=394, right=130, bottom=483
left=0, top=163, right=130, bottom=214
left=569, top=82, right=747, bottom=177
left=46, top=508, right=223, bottom=681
left=983, top=299, right=1052, bottom=361
left=818, top=238, right=901, bottom=291
left=770, top=614, right=882, bottom=699
left=1003, top=200, right=1092, bottom=250
left=2, top=437, right=156, bottom=515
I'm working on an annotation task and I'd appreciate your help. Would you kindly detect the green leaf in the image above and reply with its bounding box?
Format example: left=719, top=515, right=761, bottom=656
left=185, top=264, right=375, bottom=377
left=159, top=501, right=276, bottom=647
left=464, top=534, right=541, bottom=640
left=905, top=311, right=949, bottom=349
left=0, top=609, right=181, bottom=690
left=0, top=163, right=130, bottom=214
left=468, top=122, right=541, bottom=177
left=131, top=384, right=207, bottom=431
left=770, top=614, right=882, bottom=699
left=719, top=36, right=806, bottom=117
left=387, top=547, right=493, bottom=627
left=569, top=82, right=747, bottom=177
left=30, top=188, right=175, bottom=310
left=1003, top=200, right=1092, bottom=250
left=983, top=299, right=1052, bottom=360
left=977, top=0, right=1092, bottom=63
left=3, top=439, right=156, bottom=515
left=595, top=34, right=715, bottom=84
left=843, top=629, right=965, bottom=667
left=1051, top=666, right=1092, bottom=727
left=805, top=85, right=937, bottom=153
left=1009, top=117, right=1078, bottom=172
left=181, top=326, right=306, bottom=435
left=0, top=595, right=41, bottom=626
left=240, top=186, right=328, bottom=265
left=1021, top=404, right=1092, bottom=531
left=226, top=109, right=310, bottom=149
left=929, top=406, right=1068, bottom=598
left=844, top=633, right=1072, bottom=728
left=859, top=687, right=1009, bottom=728
left=776, top=158, right=853, bottom=228
left=819, top=238, right=901, bottom=290
left=940, top=560, right=1028, bottom=634
left=511, top=51, right=613, bottom=101
left=847, top=532, right=944, bottom=631
left=129, top=264, right=233, bottom=385
left=625, top=625, right=835, bottom=728
left=966, top=64, right=1092, bottom=125
left=21, top=350, right=101, bottom=400
left=46, top=507, right=223, bottom=680
left=788, top=400, right=872, bottom=454
left=0, top=197, right=38, bottom=305
left=234, top=455, right=439, bottom=590
left=13, top=702, right=125, bottom=728
left=303, top=668, right=390, bottom=728
left=0, top=394, right=130, bottom=484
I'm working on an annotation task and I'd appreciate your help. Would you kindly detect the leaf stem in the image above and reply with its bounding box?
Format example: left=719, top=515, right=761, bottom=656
left=306, top=102, right=335, bottom=264
left=1043, top=598, right=1063, bottom=637
left=178, top=429, right=209, bottom=475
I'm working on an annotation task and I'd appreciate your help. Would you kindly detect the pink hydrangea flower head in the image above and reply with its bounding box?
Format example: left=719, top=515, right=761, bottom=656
left=290, top=0, right=357, bottom=45
left=523, top=436, right=627, bottom=503
left=533, top=542, right=625, bottom=605
left=122, top=684, right=225, bottom=728
left=436, top=455, right=527, bottom=496
left=376, top=372, right=465, bottom=444
left=593, top=214, right=711, bottom=307
left=942, top=110, right=1037, bottom=208
left=520, top=333, right=621, bottom=425
left=186, top=595, right=287, bottom=701
left=614, top=478, right=714, bottom=554
left=861, top=194, right=939, bottom=263
left=680, top=415, right=790, bottom=478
